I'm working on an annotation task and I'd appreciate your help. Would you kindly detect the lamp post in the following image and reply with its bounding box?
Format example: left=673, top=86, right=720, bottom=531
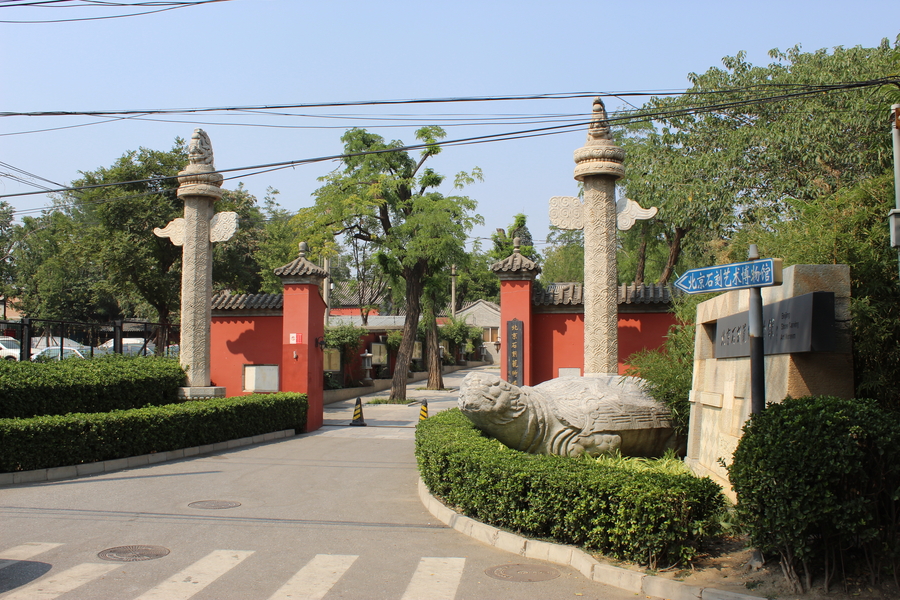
left=360, top=350, right=373, bottom=386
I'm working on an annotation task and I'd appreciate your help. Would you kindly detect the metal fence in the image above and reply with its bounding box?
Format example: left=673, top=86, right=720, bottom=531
left=0, top=318, right=180, bottom=362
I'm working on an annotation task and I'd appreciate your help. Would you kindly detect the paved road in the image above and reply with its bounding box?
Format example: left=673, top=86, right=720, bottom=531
left=0, top=366, right=636, bottom=599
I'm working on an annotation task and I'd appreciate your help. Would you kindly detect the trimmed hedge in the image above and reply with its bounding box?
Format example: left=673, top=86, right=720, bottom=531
left=0, top=393, right=307, bottom=472
left=0, top=355, right=186, bottom=418
left=728, top=396, right=900, bottom=592
left=415, top=409, right=725, bottom=568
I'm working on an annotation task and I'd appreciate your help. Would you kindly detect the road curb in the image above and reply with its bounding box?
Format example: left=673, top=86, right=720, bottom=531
left=417, top=477, right=761, bottom=600
left=0, top=429, right=295, bottom=487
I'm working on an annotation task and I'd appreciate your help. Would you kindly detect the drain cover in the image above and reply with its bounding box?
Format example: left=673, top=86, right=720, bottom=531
left=485, top=563, right=560, bottom=582
left=98, top=545, right=170, bottom=562
left=188, top=500, right=242, bottom=509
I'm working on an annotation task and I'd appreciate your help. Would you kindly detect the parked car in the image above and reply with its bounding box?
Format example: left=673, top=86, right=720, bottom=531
left=0, top=336, right=21, bottom=361
left=31, top=346, right=87, bottom=362
left=98, top=338, right=156, bottom=356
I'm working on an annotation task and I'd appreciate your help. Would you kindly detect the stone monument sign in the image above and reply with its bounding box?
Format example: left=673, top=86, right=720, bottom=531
left=685, top=264, right=853, bottom=499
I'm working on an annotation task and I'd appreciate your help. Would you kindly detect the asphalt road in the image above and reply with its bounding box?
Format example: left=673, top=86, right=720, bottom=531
left=0, top=366, right=637, bottom=599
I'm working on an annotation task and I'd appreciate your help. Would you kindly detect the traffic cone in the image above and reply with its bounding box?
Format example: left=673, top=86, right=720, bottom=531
left=419, top=399, right=428, bottom=421
left=349, top=397, right=367, bottom=426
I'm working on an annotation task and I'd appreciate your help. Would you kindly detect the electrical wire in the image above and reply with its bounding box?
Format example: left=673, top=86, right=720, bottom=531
left=2, top=75, right=895, bottom=213
left=0, top=0, right=230, bottom=23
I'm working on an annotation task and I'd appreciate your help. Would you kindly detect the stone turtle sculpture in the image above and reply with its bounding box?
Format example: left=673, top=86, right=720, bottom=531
left=458, top=371, right=681, bottom=458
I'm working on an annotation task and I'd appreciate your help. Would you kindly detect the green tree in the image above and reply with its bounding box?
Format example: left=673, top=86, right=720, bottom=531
left=728, top=172, right=900, bottom=406
left=453, top=241, right=499, bottom=309
left=541, top=226, right=584, bottom=284
left=59, top=142, right=188, bottom=326
left=255, top=192, right=306, bottom=294
left=212, top=183, right=269, bottom=294
left=304, top=127, right=482, bottom=400
left=9, top=211, right=121, bottom=321
left=489, top=213, right=539, bottom=264
left=11, top=141, right=271, bottom=326
left=618, top=39, right=900, bottom=283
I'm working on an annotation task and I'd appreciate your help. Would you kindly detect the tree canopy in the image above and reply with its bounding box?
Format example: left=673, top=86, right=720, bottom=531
left=617, top=40, right=899, bottom=284
left=8, top=139, right=271, bottom=324
left=301, top=126, right=482, bottom=399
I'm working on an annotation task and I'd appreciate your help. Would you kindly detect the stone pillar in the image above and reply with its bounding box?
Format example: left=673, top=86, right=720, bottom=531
left=155, top=129, right=237, bottom=398
left=175, top=130, right=223, bottom=394
left=573, top=98, right=625, bottom=375
left=490, top=238, right=540, bottom=385
left=275, top=242, right=328, bottom=432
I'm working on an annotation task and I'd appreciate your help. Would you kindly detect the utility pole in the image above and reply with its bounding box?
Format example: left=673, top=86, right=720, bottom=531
left=890, top=104, right=900, bottom=281
left=450, top=264, right=457, bottom=318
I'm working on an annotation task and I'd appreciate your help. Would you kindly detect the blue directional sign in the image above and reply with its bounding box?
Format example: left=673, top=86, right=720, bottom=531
left=674, top=258, right=782, bottom=294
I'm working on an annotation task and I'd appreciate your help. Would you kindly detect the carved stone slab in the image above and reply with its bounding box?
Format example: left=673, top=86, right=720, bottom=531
left=210, top=211, right=238, bottom=243
left=549, top=196, right=583, bottom=230
left=154, top=218, right=185, bottom=247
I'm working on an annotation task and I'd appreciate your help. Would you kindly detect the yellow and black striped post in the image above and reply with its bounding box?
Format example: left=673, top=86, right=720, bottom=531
left=419, top=399, right=428, bottom=421
left=349, top=397, right=367, bottom=426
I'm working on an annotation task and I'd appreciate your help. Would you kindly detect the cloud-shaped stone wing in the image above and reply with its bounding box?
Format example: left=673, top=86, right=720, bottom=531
left=210, top=211, right=238, bottom=243
left=153, top=218, right=185, bottom=246
left=616, top=197, right=658, bottom=231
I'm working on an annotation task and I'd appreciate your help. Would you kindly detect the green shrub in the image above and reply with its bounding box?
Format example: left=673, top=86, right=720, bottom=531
left=0, top=393, right=307, bottom=472
left=0, top=355, right=185, bottom=418
left=416, top=409, right=725, bottom=568
left=625, top=294, right=713, bottom=434
left=728, top=396, right=900, bottom=593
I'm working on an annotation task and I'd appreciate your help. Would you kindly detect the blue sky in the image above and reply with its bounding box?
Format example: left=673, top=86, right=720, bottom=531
left=1, top=0, right=897, bottom=251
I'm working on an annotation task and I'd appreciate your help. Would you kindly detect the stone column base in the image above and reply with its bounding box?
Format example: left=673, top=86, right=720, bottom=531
left=178, top=386, right=227, bottom=400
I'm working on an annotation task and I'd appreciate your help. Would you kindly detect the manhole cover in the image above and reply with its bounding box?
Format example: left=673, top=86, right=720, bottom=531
left=485, top=564, right=560, bottom=582
left=98, top=545, right=170, bottom=562
left=188, top=500, right=242, bottom=509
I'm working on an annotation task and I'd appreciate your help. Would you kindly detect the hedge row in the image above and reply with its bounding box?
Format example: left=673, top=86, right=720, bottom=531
left=0, top=393, right=307, bottom=472
left=415, top=409, right=725, bottom=568
left=729, top=396, right=900, bottom=592
left=0, top=355, right=186, bottom=418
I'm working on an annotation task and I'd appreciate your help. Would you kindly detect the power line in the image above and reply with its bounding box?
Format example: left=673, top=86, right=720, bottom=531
left=2, top=76, right=894, bottom=210
left=0, top=0, right=231, bottom=23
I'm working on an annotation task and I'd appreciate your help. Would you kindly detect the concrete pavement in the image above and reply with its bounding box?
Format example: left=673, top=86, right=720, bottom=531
left=0, top=364, right=757, bottom=600
left=0, top=364, right=640, bottom=599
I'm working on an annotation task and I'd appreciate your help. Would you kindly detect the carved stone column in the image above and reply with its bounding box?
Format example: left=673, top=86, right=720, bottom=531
left=574, top=98, right=625, bottom=375
left=177, top=131, right=223, bottom=390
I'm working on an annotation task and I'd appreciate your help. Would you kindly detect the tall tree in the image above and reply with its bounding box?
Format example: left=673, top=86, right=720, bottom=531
left=453, top=242, right=500, bottom=309
left=489, top=213, right=539, bottom=264
left=541, top=226, right=584, bottom=284
left=305, top=127, right=482, bottom=400
left=617, top=40, right=899, bottom=283
left=11, top=140, right=271, bottom=324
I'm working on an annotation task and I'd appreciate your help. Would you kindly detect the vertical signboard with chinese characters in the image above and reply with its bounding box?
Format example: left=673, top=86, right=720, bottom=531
left=506, top=319, right=524, bottom=386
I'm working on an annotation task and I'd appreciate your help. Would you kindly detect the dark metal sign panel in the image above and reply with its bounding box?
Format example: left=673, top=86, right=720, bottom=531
left=506, top=319, right=524, bottom=386
left=715, top=292, right=835, bottom=358
left=674, top=258, right=783, bottom=294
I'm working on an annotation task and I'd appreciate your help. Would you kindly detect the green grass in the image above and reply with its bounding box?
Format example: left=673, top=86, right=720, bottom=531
left=365, top=397, right=411, bottom=405
left=594, top=449, right=692, bottom=475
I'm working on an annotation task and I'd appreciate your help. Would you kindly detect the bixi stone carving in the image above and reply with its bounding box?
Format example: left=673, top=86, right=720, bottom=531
left=458, top=371, right=681, bottom=458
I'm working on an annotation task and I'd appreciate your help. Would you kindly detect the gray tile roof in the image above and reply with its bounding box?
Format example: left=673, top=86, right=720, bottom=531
left=211, top=293, right=284, bottom=311
left=273, top=243, right=328, bottom=279
left=490, top=248, right=541, bottom=276
left=533, top=282, right=676, bottom=306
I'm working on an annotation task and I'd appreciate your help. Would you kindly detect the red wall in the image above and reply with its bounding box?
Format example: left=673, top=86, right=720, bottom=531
left=210, top=316, right=283, bottom=396
left=617, top=312, right=676, bottom=374
left=499, top=279, right=534, bottom=385
left=532, top=313, right=584, bottom=384
left=523, top=311, right=677, bottom=385
left=329, top=308, right=380, bottom=316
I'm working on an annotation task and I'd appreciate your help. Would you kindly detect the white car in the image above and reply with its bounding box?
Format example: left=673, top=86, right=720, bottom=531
left=0, top=336, right=21, bottom=361
left=31, top=346, right=87, bottom=362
